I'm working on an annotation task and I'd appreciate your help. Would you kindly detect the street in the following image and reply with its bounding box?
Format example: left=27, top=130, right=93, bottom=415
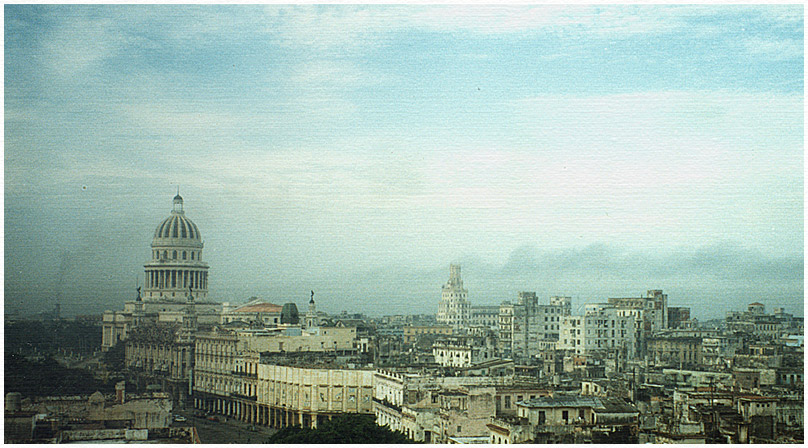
left=174, top=409, right=279, bottom=444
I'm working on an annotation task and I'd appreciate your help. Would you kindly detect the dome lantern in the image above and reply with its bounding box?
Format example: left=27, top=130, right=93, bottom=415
left=172, top=190, right=184, bottom=214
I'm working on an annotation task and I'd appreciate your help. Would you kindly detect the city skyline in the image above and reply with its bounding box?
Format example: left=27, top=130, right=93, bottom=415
left=4, top=5, right=803, bottom=319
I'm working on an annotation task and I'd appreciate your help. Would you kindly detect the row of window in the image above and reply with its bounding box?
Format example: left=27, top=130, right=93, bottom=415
left=153, top=249, right=201, bottom=261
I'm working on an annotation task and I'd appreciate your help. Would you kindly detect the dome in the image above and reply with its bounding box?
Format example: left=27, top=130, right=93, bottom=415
left=280, top=303, right=300, bottom=325
left=152, top=195, right=202, bottom=246
left=153, top=214, right=201, bottom=241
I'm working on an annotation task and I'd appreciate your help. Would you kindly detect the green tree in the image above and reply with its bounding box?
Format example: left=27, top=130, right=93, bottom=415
left=265, top=413, right=415, bottom=444
left=5, top=353, right=111, bottom=397
left=102, top=341, right=126, bottom=372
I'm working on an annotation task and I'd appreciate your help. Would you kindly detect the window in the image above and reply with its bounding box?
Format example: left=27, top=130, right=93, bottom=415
left=183, top=251, right=187, bottom=260
left=505, top=396, right=511, bottom=408
left=562, top=410, right=569, bottom=421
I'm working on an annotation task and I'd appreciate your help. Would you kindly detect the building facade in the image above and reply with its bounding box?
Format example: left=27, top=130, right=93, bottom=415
left=436, top=265, right=470, bottom=328
left=498, top=292, right=567, bottom=361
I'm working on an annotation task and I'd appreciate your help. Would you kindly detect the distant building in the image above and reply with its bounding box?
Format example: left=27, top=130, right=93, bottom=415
left=433, top=336, right=497, bottom=368
left=221, top=299, right=282, bottom=326
left=607, top=289, right=668, bottom=332
left=469, top=306, right=500, bottom=329
left=488, top=396, right=639, bottom=444
left=402, top=325, right=453, bottom=344
left=647, top=335, right=703, bottom=368
left=498, top=292, right=568, bottom=361
left=437, top=265, right=470, bottom=329
left=667, top=307, right=691, bottom=329
left=558, top=303, right=638, bottom=361
left=726, top=302, right=785, bottom=340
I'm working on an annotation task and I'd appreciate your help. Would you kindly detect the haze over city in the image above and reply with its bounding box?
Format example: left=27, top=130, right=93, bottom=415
left=5, top=5, right=803, bottom=320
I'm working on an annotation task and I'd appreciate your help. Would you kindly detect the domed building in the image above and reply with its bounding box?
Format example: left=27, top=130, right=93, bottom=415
left=102, top=194, right=221, bottom=351
left=144, top=194, right=209, bottom=301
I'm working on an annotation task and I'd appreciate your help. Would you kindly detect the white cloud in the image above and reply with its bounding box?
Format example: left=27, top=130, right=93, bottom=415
left=42, top=15, right=120, bottom=78
left=743, top=36, right=803, bottom=61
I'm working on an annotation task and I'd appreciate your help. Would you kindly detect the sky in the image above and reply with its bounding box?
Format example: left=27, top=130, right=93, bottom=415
left=4, top=5, right=804, bottom=320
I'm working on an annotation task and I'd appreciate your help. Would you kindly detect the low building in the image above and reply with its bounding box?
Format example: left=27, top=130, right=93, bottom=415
left=402, top=325, right=453, bottom=344
left=220, top=299, right=282, bottom=326
left=433, top=336, right=496, bottom=368
left=488, top=396, right=639, bottom=443
left=647, top=335, right=703, bottom=367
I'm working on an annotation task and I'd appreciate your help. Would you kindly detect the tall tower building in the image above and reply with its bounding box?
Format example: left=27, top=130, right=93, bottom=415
left=437, top=264, right=470, bottom=328
left=143, top=194, right=209, bottom=302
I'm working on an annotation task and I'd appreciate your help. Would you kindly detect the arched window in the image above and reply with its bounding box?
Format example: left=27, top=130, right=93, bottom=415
left=163, top=250, right=168, bottom=259
left=173, top=250, right=177, bottom=259
left=183, top=251, right=187, bottom=260
left=191, top=252, right=195, bottom=260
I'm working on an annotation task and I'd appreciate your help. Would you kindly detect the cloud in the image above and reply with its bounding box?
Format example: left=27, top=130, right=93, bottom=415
left=743, top=36, right=803, bottom=61
left=261, top=5, right=802, bottom=52
left=499, top=241, right=803, bottom=283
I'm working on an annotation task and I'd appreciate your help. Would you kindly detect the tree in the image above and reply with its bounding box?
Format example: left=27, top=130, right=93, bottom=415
left=103, top=341, right=126, bottom=372
left=5, top=353, right=111, bottom=397
left=265, top=413, right=415, bottom=444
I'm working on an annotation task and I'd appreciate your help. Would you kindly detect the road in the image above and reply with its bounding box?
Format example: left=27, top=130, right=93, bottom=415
left=173, top=409, right=279, bottom=444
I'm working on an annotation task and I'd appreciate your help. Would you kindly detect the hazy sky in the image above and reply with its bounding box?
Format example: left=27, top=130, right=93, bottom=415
left=5, top=5, right=803, bottom=319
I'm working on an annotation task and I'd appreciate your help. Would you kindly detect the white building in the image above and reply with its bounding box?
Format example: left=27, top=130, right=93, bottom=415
left=559, top=304, right=638, bottom=360
left=433, top=336, right=497, bottom=368
left=559, top=315, right=586, bottom=355
left=143, top=194, right=209, bottom=301
left=498, top=292, right=568, bottom=360
left=437, top=265, right=470, bottom=329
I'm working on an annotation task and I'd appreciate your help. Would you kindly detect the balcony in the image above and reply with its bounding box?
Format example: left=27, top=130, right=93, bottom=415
left=372, top=397, right=402, bottom=413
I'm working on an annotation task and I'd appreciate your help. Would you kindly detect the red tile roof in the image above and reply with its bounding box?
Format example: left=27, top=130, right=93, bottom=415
left=233, top=303, right=282, bottom=313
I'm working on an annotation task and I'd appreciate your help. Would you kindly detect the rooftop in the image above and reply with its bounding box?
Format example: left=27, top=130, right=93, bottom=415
left=232, top=302, right=282, bottom=313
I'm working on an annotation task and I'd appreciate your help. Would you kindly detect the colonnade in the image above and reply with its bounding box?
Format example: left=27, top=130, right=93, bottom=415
left=193, top=395, right=333, bottom=429
left=147, top=269, right=207, bottom=290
